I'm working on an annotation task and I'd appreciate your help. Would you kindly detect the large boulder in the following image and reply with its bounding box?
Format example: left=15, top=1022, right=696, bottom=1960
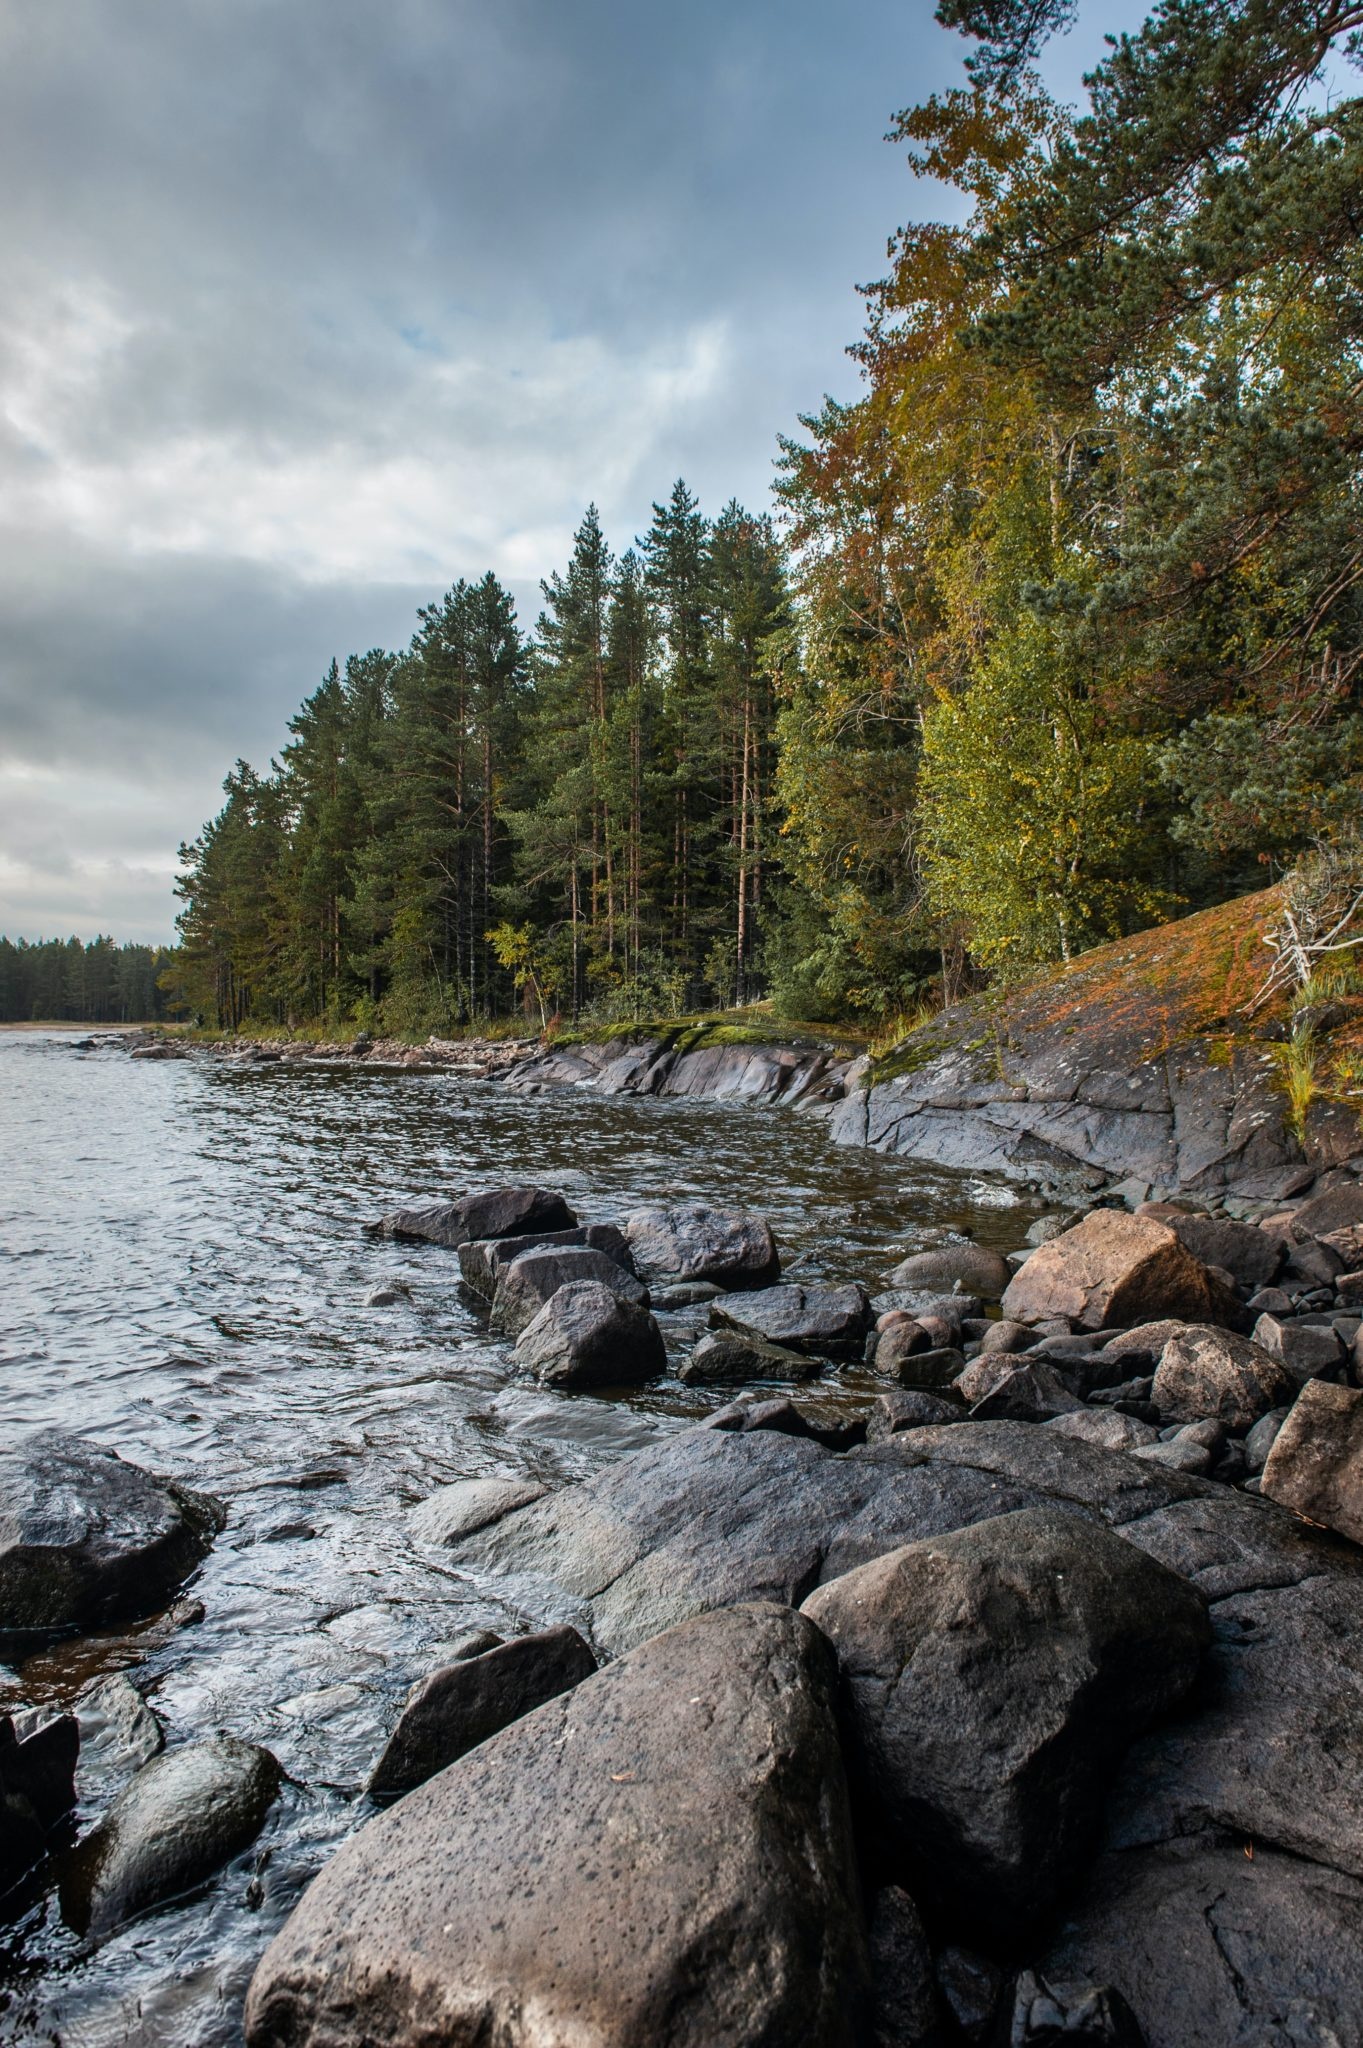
left=1039, top=1835, right=1363, bottom=2048
left=365, top=1186, right=576, bottom=1249
left=1142, top=1208, right=1282, bottom=1291
left=61, top=1735, right=280, bottom=1937
left=246, top=1604, right=868, bottom=2048
left=709, top=1283, right=873, bottom=1361
left=457, top=1223, right=634, bottom=1301
left=888, top=1244, right=1013, bottom=1302
left=624, top=1203, right=779, bottom=1290
left=1151, top=1326, right=1297, bottom=1430
left=512, top=1280, right=666, bottom=1388
left=0, top=1433, right=224, bottom=1633
left=368, top=1625, right=597, bottom=1802
left=1001, top=1211, right=1236, bottom=1332
left=1290, top=1185, right=1363, bottom=1241
left=1261, top=1379, right=1363, bottom=1544
left=678, top=1329, right=821, bottom=1385
left=801, top=1508, right=1209, bottom=1941
left=491, top=1246, right=650, bottom=1336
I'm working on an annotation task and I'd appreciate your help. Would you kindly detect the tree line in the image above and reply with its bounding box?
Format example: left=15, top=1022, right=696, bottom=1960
left=0, top=937, right=176, bottom=1024
left=171, top=0, right=1363, bottom=1032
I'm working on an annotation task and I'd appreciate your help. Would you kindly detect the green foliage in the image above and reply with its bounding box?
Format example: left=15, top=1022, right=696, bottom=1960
left=0, top=935, right=176, bottom=1023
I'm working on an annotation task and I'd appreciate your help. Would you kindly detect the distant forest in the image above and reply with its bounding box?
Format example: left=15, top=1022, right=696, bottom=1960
left=0, top=937, right=176, bottom=1024
left=160, top=0, right=1363, bottom=1033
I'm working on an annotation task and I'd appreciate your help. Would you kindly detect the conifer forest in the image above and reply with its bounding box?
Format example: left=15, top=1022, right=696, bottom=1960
left=155, top=1, right=1363, bottom=1031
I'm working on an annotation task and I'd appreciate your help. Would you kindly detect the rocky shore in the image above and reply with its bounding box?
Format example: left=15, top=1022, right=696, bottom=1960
left=8, top=1167, right=1363, bottom=2043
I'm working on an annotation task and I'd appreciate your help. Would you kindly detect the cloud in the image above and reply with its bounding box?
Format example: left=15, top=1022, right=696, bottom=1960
left=0, top=0, right=1149, bottom=942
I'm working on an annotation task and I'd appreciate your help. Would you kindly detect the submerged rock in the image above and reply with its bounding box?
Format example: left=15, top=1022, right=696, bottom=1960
left=491, top=1245, right=650, bottom=1336
left=1001, top=1211, right=1235, bottom=1332
left=407, top=1475, right=550, bottom=1547
left=61, top=1734, right=280, bottom=1937
left=802, top=1507, right=1209, bottom=1941
left=0, top=1433, right=224, bottom=1633
left=365, top=1186, right=576, bottom=1249
left=246, top=1604, right=868, bottom=2048
left=74, top=1673, right=163, bottom=1812
left=368, top=1625, right=597, bottom=1802
left=624, top=1202, right=780, bottom=1290
left=709, top=1282, right=872, bottom=1360
left=513, top=1280, right=666, bottom=1388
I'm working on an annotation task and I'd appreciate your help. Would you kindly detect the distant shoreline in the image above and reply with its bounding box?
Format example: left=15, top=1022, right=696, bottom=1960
left=0, top=1020, right=161, bottom=1033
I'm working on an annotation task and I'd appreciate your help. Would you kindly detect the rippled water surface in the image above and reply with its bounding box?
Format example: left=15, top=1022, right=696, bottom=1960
left=0, top=1029, right=1044, bottom=2045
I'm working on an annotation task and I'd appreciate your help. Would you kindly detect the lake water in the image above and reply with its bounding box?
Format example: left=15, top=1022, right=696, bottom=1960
left=0, top=1028, right=1043, bottom=2045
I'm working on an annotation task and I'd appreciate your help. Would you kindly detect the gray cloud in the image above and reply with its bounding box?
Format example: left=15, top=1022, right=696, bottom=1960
left=0, top=0, right=1145, bottom=942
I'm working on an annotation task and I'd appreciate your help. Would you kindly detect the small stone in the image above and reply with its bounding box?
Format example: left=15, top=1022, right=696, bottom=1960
left=1243, top=1408, right=1290, bottom=1474
left=1130, top=1439, right=1212, bottom=1475
left=873, top=1336, right=965, bottom=1390
left=1005, top=1969, right=1144, bottom=2046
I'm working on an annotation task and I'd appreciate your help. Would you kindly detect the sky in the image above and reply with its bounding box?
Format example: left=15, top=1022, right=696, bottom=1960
left=0, top=0, right=1147, bottom=945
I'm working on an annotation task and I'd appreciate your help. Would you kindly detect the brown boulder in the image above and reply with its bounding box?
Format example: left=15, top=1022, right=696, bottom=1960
left=1261, top=1380, right=1363, bottom=1545
left=1001, top=1212, right=1234, bottom=1333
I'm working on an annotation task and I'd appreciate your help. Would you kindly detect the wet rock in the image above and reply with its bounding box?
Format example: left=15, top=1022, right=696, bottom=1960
left=1261, top=1379, right=1363, bottom=1543
left=1004, top=1970, right=1144, bottom=2047
left=889, top=1244, right=1013, bottom=1302
left=652, top=1280, right=725, bottom=1307
left=801, top=1507, right=1210, bottom=1941
left=408, top=1475, right=549, bottom=1547
left=710, top=1282, right=873, bottom=1360
left=935, top=1947, right=1004, bottom=2044
left=368, top=1625, right=597, bottom=1802
left=246, top=1603, right=869, bottom=2048
left=624, top=1202, right=780, bottom=1290
left=0, top=1432, right=224, bottom=1632
left=365, top=1185, right=576, bottom=1249
left=1026, top=1211, right=1087, bottom=1246
left=867, top=1886, right=941, bottom=2047
left=363, top=1282, right=408, bottom=1307
left=1151, top=1326, right=1296, bottom=1430
left=513, top=1280, right=665, bottom=1388
left=678, top=1328, right=820, bottom=1385
left=872, top=1332, right=965, bottom=1389
left=457, top=1223, right=634, bottom=1301
left=866, top=1391, right=963, bottom=1441
left=62, top=1734, right=280, bottom=1937
left=1040, top=1836, right=1363, bottom=2048
left=74, top=1674, right=163, bottom=1811
left=1001, top=1212, right=1236, bottom=1333
left=1, top=1708, right=78, bottom=1897
left=1044, top=1409, right=1159, bottom=1452
left=968, top=1361, right=1084, bottom=1423
left=1250, top=1311, right=1345, bottom=1382
left=491, top=1245, right=650, bottom=1336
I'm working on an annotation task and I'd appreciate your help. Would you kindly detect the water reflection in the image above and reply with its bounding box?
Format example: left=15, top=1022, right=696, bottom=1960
left=0, top=1031, right=1043, bottom=2044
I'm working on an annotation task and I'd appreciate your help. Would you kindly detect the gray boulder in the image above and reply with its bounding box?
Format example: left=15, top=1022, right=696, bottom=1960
left=1040, top=1836, right=1363, bottom=2048
left=1250, top=1311, right=1345, bottom=1383
left=802, top=1508, right=1210, bottom=1940
left=1144, top=1208, right=1282, bottom=1291
left=457, top=1223, right=634, bottom=1301
left=1045, top=1409, right=1160, bottom=1452
left=1151, top=1326, right=1296, bottom=1430
left=1, top=1708, right=78, bottom=1898
left=968, top=1362, right=1084, bottom=1423
left=74, top=1674, right=163, bottom=1813
left=710, top=1282, right=873, bottom=1360
left=623, top=1202, right=779, bottom=1290
left=0, top=1433, right=224, bottom=1632
left=408, top=1476, right=549, bottom=1547
left=1290, top=1186, right=1363, bottom=1241
left=1002, top=1212, right=1236, bottom=1332
left=866, top=1390, right=964, bottom=1441
left=513, top=1280, right=666, bottom=1388
left=678, top=1329, right=821, bottom=1385
left=368, top=1625, right=597, bottom=1802
left=366, top=1185, right=576, bottom=1249
left=491, top=1246, right=650, bottom=1336
left=246, top=1604, right=868, bottom=2048
left=61, top=1735, right=280, bottom=1937
left=889, top=1244, right=1013, bottom=1302
left=1261, top=1379, right=1363, bottom=1544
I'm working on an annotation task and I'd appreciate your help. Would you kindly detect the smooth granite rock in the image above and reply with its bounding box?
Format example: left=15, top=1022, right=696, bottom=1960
left=408, top=1476, right=550, bottom=1547
left=624, top=1202, right=780, bottom=1290
left=709, top=1282, right=873, bottom=1360
left=512, top=1280, right=665, bottom=1388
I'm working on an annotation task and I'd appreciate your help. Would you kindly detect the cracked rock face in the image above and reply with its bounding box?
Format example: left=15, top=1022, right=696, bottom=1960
left=246, top=1604, right=869, bottom=2048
